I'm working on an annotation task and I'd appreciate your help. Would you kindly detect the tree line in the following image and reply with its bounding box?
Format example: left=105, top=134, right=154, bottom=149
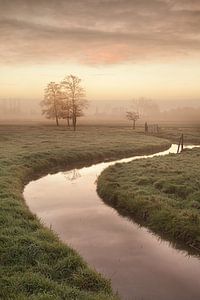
left=40, top=74, right=88, bottom=131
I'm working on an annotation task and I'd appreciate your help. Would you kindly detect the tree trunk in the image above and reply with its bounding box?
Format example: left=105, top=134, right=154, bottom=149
left=74, top=117, right=77, bottom=131
left=72, top=116, right=76, bottom=131
left=67, top=117, right=70, bottom=128
left=132, top=120, right=135, bottom=130
left=53, top=94, right=59, bottom=126
left=55, top=115, right=59, bottom=126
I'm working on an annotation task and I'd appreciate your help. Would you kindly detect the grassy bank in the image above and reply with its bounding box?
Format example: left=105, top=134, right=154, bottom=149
left=0, top=125, right=170, bottom=300
left=97, top=147, right=200, bottom=255
left=154, top=125, right=200, bottom=144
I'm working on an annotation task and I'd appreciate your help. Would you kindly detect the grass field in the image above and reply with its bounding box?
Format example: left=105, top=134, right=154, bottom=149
left=97, top=146, right=200, bottom=255
left=154, top=125, right=200, bottom=144
left=0, top=125, right=170, bottom=300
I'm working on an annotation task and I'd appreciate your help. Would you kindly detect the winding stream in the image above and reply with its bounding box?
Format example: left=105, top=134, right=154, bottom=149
left=24, top=144, right=200, bottom=300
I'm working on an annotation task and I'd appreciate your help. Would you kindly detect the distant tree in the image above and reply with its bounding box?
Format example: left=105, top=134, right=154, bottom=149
left=61, top=75, right=88, bottom=131
left=60, top=95, right=72, bottom=128
left=132, top=97, right=160, bottom=118
left=41, top=82, right=62, bottom=126
left=126, top=111, right=139, bottom=129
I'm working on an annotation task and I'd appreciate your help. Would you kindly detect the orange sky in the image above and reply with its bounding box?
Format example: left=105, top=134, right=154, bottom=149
left=1, top=0, right=200, bottom=103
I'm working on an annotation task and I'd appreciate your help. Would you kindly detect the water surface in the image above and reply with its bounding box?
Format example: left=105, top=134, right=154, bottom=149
left=24, top=145, right=200, bottom=300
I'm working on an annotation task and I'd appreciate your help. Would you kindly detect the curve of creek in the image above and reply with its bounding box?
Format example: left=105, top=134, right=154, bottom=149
left=24, top=144, right=200, bottom=300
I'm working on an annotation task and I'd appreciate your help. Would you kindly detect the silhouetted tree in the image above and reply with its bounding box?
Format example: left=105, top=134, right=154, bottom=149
left=126, top=111, right=139, bottom=129
left=41, top=82, right=62, bottom=126
left=61, top=75, right=88, bottom=131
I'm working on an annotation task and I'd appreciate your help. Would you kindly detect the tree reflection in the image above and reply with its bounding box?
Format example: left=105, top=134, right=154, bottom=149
left=63, top=169, right=81, bottom=181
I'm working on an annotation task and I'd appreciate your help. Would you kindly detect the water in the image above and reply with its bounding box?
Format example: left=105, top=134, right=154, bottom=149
left=24, top=144, right=200, bottom=300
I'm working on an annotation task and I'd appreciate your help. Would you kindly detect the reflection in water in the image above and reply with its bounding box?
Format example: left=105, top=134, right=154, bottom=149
left=64, top=169, right=81, bottom=181
left=24, top=145, right=200, bottom=300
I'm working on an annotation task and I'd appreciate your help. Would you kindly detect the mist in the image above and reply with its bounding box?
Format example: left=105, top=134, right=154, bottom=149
left=0, top=97, right=199, bottom=125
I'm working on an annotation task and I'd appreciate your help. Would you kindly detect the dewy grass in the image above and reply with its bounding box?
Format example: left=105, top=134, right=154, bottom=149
left=0, top=125, right=170, bottom=300
left=97, top=147, right=200, bottom=255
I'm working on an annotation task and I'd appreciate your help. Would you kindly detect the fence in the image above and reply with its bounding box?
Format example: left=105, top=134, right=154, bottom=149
left=145, top=123, right=160, bottom=134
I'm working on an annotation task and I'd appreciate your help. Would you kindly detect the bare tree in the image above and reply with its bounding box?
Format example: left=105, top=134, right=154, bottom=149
left=126, top=111, right=139, bottom=129
left=41, top=82, right=62, bottom=126
left=132, top=97, right=160, bottom=118
left=60, top=95, right=72, bottom=128
left=61, top=75, right=88, bottom=131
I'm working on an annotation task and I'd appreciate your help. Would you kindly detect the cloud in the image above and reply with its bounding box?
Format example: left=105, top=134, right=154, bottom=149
left=0, top=0, right=200, bottom=65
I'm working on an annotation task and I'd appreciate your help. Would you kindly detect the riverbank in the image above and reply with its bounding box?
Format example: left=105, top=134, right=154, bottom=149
left=97, top=147, right=200, bottom=255
left=0, top=125, right=170, bottom=299
left=24, top=144, right=200, bottom=300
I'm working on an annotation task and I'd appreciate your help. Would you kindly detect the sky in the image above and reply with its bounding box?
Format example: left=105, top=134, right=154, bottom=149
left=1, top=0, right=200, bottom=104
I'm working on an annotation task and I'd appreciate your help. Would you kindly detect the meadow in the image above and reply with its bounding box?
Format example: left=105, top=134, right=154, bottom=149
left=97, top=146, right=200, bottom=255
left=155, top=125, right=200, bottom=144
left=0, top=125, right=170, bottom=300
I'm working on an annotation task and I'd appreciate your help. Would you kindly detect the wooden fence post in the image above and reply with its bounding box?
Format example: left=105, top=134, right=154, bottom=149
left=181, top=133, right=184, bottom=152
left=177, top=134, right=184, bottom=153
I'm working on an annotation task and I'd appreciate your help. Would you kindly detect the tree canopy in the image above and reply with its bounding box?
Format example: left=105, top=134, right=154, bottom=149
left=41, top=75, right=88, bottom=130
left=126, top=111, right=139, bottom=129
left=40, top=82, right=63, bottom=126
